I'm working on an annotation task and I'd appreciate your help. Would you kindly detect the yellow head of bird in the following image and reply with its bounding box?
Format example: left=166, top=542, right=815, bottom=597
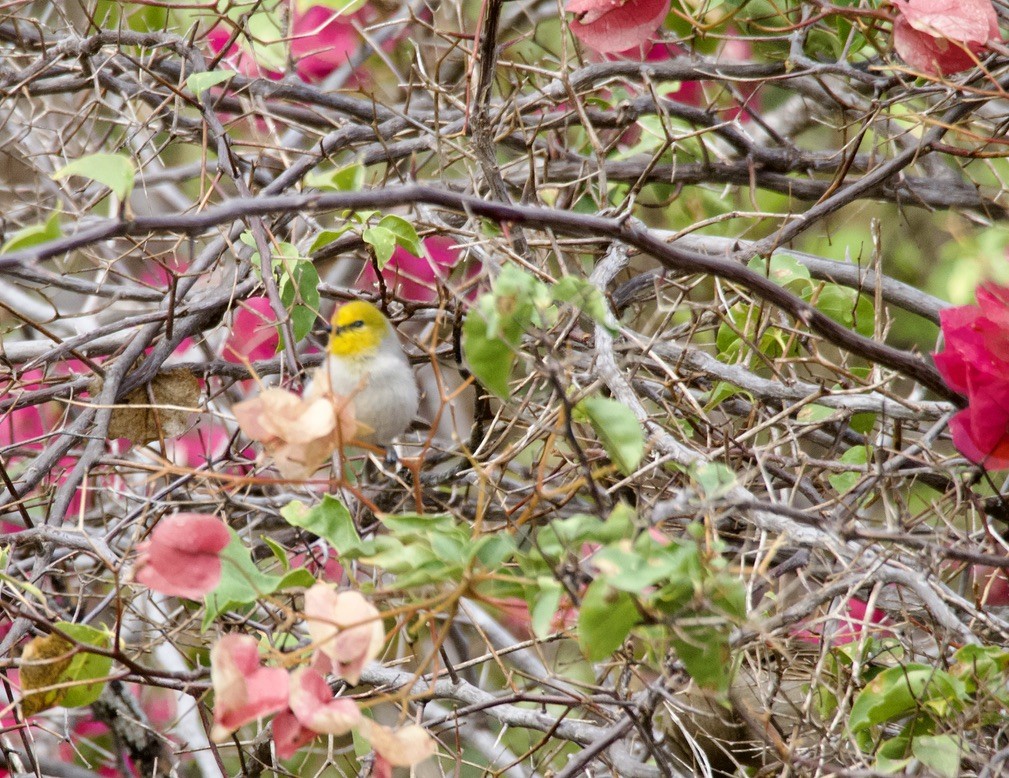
left=328, top=301, right=392, bottom=359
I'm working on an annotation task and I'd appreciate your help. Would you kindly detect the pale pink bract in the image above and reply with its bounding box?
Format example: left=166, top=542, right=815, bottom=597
left=135, top=513, right=231, bottom=600
left=210, top=634, right=290, bottom=741
left=892, top=0, right=1000, bottom=75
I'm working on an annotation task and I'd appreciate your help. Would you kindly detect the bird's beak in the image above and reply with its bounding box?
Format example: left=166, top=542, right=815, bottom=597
left=320, top=318, right=332, bottom=333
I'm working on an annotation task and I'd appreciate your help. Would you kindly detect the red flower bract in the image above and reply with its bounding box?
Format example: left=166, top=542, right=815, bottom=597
left=566, top=0, right=671, bottom=54
left=892, top=0, right=1000, bottom=75
left=934, top=283, right=1009, bottom=469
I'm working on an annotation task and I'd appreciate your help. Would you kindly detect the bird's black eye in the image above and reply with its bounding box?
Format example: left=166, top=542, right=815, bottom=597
left=350, top=320, right=365, bottom=330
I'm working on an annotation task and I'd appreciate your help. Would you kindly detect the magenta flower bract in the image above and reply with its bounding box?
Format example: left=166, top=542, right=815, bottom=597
left=934, top=283, right=1009, bottom=469
left=208, top=4, right=360, bottom=84
left=566, top=0, right=671, bottom=54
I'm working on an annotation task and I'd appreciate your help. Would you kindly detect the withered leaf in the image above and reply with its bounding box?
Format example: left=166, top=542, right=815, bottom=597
left=19, top=633, right=73, bottom=717
left=104, top=367, right=200, bottom=444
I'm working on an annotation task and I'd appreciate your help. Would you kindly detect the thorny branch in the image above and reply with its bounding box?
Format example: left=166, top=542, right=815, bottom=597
left=2, top=1, right=1009, bottom=776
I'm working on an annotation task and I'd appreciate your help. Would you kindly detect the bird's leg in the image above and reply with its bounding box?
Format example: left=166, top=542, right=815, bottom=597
left=378, top=446, right=424, bottom=512
left=404, top=455, right=424, bottom=513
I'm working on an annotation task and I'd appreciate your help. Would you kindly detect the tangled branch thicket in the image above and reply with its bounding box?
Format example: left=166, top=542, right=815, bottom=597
left=3, top=0, right=1009, bottom=776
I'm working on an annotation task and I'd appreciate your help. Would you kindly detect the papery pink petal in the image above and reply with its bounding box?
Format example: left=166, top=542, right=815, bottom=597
left=975, top=284, right=1009, bottom=327
left=358, top=719, right=438, bottom=768
left=233, top=394, right=278, bottom=443
left=234, top=385, right=354, bottom=479
left=892, top=0, right=999, bottom=75
left=934, top=285, right=1009, bottom=469
left=210, top=635, right=290, bottom=741
left=304, top=585, right=385, bottom=684
left=894, top=16, right=980, bottom=74
left=304, top=582, right=341, bottom=648
left=895, top=0, right=998, bottom=45
left=135, top=513, right=230, bottom=599
left=567, top=0, right=671, bottom=54
left=288, top=668, right=361, bottom=735
left=273, top=708, right=318, bottom=759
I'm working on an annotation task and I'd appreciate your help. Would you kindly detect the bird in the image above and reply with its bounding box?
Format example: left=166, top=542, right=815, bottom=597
left=313, top=300, right=419, bottom=447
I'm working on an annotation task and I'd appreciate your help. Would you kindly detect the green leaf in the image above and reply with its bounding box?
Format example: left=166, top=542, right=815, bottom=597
left=552, top=276, right=619, bottom=333
left=593, top=543, right=684, bottom=591
left=309, top=225, right=353, bottom=253
left=599, top=502, right=636, bottom=543
left=263, top=536, right=290, bottom=571
left=578, top=578, right=641, bottom=660
left=874, top=736, right=912, bottom=773
left=187, top=70, right=236, bottom=97
left=362, top=226, right=396, bottom=267
left=705, top=574, right=748, bottom=621
left=364, top=537, right=441, bottom=575
left=276, top=567, right=316, bottom=591
left=378, top=214, right=422, bottom=257
left=828, top=445, right=871, bottom=494
left=813, top=284, right=875, bottom=337
left=716, top=302, right=755, bottom=359
left=797, top=404, right=837, bottom=424
left=672, top=626, right=732, bottom=692
left=52, top=153, right=135, bottom=200
left=289, top=306, right=316, bottom=343
left=747, top=254, right=812, bottom=295
left=536, top=507, right=634, bottom=560
left=577, top=396, right=644, bottom=475
left=704, top=380, right=746, bottom=410
left=471, top=534, right=516, bottom=567
left=278, top=260, right=320, bottom=339
left=950, top=644, right=1009, bottom=689
left=393, top=560, right=462, bottom=589
left=56, top=622, right=112, bottom=709
left=203, top=531, right=315, bottom=627
left=691, top=462, right=737, bottom=499
left=530, top=578, right=563, bottom=639
left=463, top=306, right=517, bottom=399
left=462, top=264, right=554, bottom=399
left=849, top=664, right=967, bottom=732
left=379, top=512, right=457, bottom=535
left=280, top=496, right=368, bottom=557
left=910, top=735, right=960, bottom=778
left=297, top=0, right=367, bottom=14
left=305, top=163, right=365, bottom=192
left=1, top=210, right=62, bottom=254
